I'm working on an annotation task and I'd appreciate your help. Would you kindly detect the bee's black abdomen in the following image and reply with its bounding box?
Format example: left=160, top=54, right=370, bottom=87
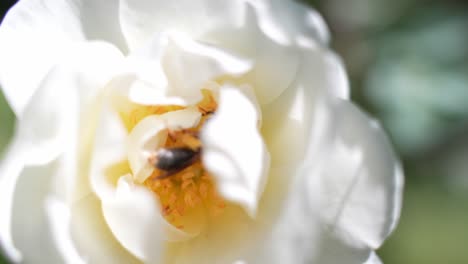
left=155, top=147, right=199, bottom=172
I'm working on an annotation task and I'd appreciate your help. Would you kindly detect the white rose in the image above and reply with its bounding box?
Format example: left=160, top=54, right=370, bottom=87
left=0, top=0, right=403, bottom=263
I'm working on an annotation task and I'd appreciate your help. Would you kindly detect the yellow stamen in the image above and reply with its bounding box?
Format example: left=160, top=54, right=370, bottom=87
left=128, top=88, right=227, bottom=228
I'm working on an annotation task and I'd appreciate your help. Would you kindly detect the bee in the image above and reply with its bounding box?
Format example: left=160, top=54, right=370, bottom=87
left=149, top=147, right=201, bottom=179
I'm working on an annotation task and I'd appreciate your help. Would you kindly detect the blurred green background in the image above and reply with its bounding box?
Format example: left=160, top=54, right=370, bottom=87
left=1, top=0, right=468, bottom=263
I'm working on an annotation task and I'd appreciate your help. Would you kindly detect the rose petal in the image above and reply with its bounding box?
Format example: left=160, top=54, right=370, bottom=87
left=101, top=175, right=165, bottom=262
left=239, top=5, right=301, bottom=106
left=7, top=161, right=65, bottom=263
left=0, top=142, right=24, bottom=261
left=0, top=42, right=124, bottom=261
left=297, top=46, right=350, bottom=100
left=45, top=198, right=85, bottom=264
left=2, top=41, right=124, bottom=167
left=88, top=100, right=128, bottom=200
left=163, top=204, right=257, bottom=264
left=204, top=4, right=300, bottom=105
left=70, top=194, right=140, bottom=264
left=109, top=74, right=187, bottom=107
left=119, top=0, right=246, bottom=50
left=252, top=0, right=330, bottom=46
left=162, top=33, right=253, bottom=104
left=119, top=0, right=329, bottom=50
left=261, top=83, right=309, bottom=167
left=201, top=85, right=269, bottom=217
left=231, top=99, right=401, bottom=263
left=0, top=0, right=126, bottom=116
left=314, top=99, right=403, bottom=249
left=218, top=50, right=401, bottom=262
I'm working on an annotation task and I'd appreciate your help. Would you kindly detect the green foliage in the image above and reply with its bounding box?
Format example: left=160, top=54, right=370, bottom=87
left=0, top=89, right=14, bottom=153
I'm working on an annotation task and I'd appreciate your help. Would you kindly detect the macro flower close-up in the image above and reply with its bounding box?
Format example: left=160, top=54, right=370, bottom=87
left=0, top=0, right=403, bottom=263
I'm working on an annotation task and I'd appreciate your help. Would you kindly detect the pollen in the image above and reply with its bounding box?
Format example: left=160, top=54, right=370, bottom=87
left=128, top=88, right=224, bottom=228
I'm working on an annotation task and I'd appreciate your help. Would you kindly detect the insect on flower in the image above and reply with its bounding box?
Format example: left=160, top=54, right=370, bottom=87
left=147, top=128, right=203, bottom=180
left=149, top=147, right=201, bottom=180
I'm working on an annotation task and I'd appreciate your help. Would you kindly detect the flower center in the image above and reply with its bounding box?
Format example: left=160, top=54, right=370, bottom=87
left=127, top=89, right=225, bottom=229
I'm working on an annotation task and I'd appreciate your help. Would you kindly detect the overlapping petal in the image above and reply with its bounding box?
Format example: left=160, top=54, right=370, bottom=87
left=0, top=0, right=126, bottom=116
left=202, top=85, right=269, bottom=217
left=0, top=42, right=125, bottom=261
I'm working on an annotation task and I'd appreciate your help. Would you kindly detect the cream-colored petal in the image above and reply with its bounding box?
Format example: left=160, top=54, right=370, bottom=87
left=123, top=35, right=179, bottom=105
left=253, top=0, right=330, bottom=46
left=99, top=174, right=201, bottom=259
left=0, top=0, right=126, bottom=116
left=296, top=45, right=350, bottom=100
left=8, top=160, right=67, bottom=263
left=164, top=204, right=257, bottom=264
left=225, top=51, right=400, bottom=263
left=45, top=197, right=85, bottom=264
left=89, top=99, right=128, bottom=200
left=109, top=74, right=187, bottom=107
left=201, top=85, right=269, bottom=217
left=119, top=0, right=329, bottom=51
left=314, top=99, right=403, bottom=249
left=119, top=0, right=246, bottom=50
left=0, top=141, right=25, bottom=261
left=0, top=42, right=124, bottom=261
left=101, top=175, right=164, bottom=262
left=259, top=87, right=399, bottom=264
left=162, top=33, right=252, bottom=104
left=6, top=41, right=123, bottom=168
left=126, top=109, right=201, bottom=183
left=236, top=99, right=400, bottom=263
left=205, top=4, right=300, bottom=105
left=126, top=79, right=187, bottom=106
left=261, top=83, right=309, bottom=168
left=70, top=194, right=140, bottom=264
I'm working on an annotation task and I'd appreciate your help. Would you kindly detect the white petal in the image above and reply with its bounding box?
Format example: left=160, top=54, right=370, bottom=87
left=5, top=42, right=124, bottom=167
left=314, top=99, right=403, bottom=249
left=261, top=83, right=309, bottom=167
left=119, top=0, right=329, bottom=50
left=70, top=194, right=140, bottom=264
left=297, top=46, right=350, bottom=100
left=123, top=35, right=174, bottom=105
left=127, top=109, right=201, bottom=183
left=7, top=161, right=66, bottom=263
left=89, top=99, right=128, bottom=200
left=321, top=51, right=350, bottom=100
left=101, top=175, right=165, bottom=262
left=0, top=142, right=24, bottom=261
left=119, top=0, right=246, bottom=50
left=164, top=205, right=256, bottom=264
left=253, top=0, right=330, bottom=46
left=363, top=252, right=383, bottom=264
left=109, top=74, right=187, bottom=106
left=162, top=33, right=252, bottom=104
left=0, top=0, right=126, bottom=116
left=239, top=6, right=300, bottom=106
left=204, top=4, right=300, bottom=105
left=234, top=50, right=400, bottom=262
left=201, top=85, right=269, bottom=217
left=100, top=175, right=201, bottom=260
left=45, top=198, right=85, bottom=264
left=0, top=42, right=124, bottom=261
